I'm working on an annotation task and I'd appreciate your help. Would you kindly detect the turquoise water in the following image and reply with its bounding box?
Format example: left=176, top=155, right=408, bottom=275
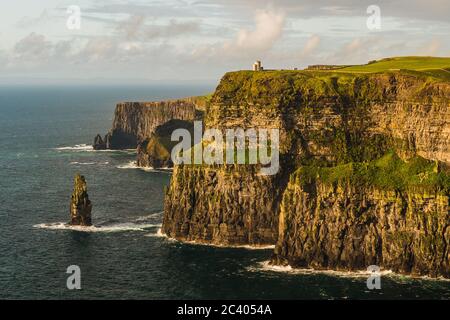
left=0, top=85, right=449, bottom=299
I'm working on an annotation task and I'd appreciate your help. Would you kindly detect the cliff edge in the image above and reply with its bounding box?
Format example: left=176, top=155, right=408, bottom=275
left=162, top=60, right=450, bottom=277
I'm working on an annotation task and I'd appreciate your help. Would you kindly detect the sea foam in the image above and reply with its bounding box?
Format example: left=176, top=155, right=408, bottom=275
left=54, top=144, right=135, bottom=154
left=246, top=261, right=395, bottom=278
left=33, top=212, right=161, bottom=232
left=117, top=161, right=173, bottom=173
left=55, top=144, right=93, bottom=151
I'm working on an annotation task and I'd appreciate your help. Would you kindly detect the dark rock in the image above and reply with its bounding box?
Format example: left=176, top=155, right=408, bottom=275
left=136, top=119, right=194, bottom=169
left=93, top=134, right=106, bottom=150
left=272, top=179, right=449, bottom=278
left=93, top=132, right=113, bottom=150
left=70, top=174, right=92, bottom=226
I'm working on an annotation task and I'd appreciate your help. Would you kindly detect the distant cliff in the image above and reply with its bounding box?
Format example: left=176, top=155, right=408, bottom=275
left=94, top=96, right=206, bottom=150
left=162, top=69, right=450, bottom=277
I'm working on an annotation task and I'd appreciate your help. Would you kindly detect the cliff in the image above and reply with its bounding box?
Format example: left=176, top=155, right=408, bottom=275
left=94, top=96, right=206, bottom=150
left=136, top=119, right=194, bottom=168
left=163, top=165, right=285, bottom=245
left=273, top=153, right=449, bottom=277
left=162, top=67, right=450, bottom=276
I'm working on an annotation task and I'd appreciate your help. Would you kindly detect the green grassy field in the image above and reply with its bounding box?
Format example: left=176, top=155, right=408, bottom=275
left=333, top=56, right=450, bottom=81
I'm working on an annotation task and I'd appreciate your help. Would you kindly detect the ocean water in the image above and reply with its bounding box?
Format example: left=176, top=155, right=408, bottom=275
left=0, top=84, right=449, bottom=300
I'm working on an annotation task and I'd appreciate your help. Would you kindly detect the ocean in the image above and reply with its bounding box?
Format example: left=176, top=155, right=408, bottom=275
left=0, top=84, right=448, bottom=299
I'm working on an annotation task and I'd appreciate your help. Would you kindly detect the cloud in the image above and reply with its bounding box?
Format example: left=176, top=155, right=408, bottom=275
left=301, top=34, right=320, bottom=57
left=2, top=0, right=449, bottom=81
left=192, top=7, right=286, bottom=61
left=13, top=33, right=52, bottom=60
left=118, top=15, right=200, bottom=41
left=16, top=9, right=52, bottom=28
left=327, top=37, right=385, bottom=64
left=206, top=0, right=450, bottom=22
left=225, top=8, right=285, bottom=52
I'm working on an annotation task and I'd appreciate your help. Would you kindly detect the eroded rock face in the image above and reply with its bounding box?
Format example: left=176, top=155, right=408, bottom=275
left=136, top=119, right=194, bottom=169
left=70, top=174, right=92, bottom=226
left=93, top=98, right=202, bottom=150
left=272, top=179, right=449, bottom=278
left=163, top=165, right=289, bottom=245
left=162, top=71, right=450, bottom=276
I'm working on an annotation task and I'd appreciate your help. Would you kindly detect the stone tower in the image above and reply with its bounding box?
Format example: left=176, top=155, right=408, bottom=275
left=253, top=60, right=263, bottom=71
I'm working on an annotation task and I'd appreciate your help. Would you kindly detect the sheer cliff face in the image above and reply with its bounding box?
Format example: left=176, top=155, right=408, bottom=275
left=273, top=179, right=449, bottom=278
left=108, top=99, right=199, bottom=149
left=163, top=165, right=285, bottom=245
left=162, top=70, right=449, bottom=276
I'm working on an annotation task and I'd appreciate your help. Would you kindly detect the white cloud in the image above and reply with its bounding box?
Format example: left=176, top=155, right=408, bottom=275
left=226, top=8, right=285, bottom=52
left=118, top=15, right=200, bottom=41
left=326, top=37, right=385, bottom=64
left=192, top=7, right=286, bottom=61
left=301, top=34, right=320, bottom=57
left=16, top=9, right=51, bottom=28
left=13, top=32, right=52, bottom=60
left=1, top=0, right=450, bottom=81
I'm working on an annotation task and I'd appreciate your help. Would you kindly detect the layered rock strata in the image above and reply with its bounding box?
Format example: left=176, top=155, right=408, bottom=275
left=162, top=70, right=450, bottom=277
left=70, top=174, right=92, bottom=226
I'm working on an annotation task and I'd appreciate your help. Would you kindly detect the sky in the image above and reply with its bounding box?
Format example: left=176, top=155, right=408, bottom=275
left=1, top=0, right=449, bottom=84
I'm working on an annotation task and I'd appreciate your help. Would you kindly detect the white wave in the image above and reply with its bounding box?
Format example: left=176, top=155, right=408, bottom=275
left=33, top=221, right=160, bottom=233
left=54, top=144, right=135, bottom=154
left=70, top=161, right=109, bottom=165
left=156, top=234, right=275, bottom=250
left=183, top=240, right=275, bottom=250
left=116, top=161, right=139, bottom=169
left=251, top=261, right=450, bottom=281
left=55, top=144, right=93, bottom=151
left=70, top=161, right=96, bottom=165
left=248, top=260, right=394, bottom=278
left=144, top=228, right=169, bottom=238
left=117, top=161, right=173, bottom=173
left=144, top=228, right=178, bottom=242
left=134, top=212, right=163, bottom=222
left=95, top=149, right=136, bottom=153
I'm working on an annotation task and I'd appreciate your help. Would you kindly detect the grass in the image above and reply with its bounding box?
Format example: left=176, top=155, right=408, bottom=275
left=329, top=56, right=450, bottom=81
left=338, top=56, right=450, bottom=73
left=213, top=57, right=450, bottom=107
left=219, top=57, right=450, bottom=82
left=294, top=151, right=450, bottom=194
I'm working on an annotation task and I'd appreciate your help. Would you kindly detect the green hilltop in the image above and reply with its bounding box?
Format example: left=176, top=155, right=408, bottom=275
left=321, top=56, right=450, bottom=81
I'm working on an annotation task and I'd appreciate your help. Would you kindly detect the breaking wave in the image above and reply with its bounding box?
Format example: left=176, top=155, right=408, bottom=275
left=183, top=241, right=275, bottom=250
left=33, top=213, right=162, bottom=233
left=247, top=261, right=394, bottom=278
left=70, top=161, right=109, bottom=165
left=250, top=261, right=450, bottom=282
left=153, top=234, right=275, bottom=250
left=144, top=228, right=171, bottom=239
left=55, top=144, right=93, bottom=151
left=116, top=161, right=173, bottom=173
left=54, top=144, right=135, bottom=153
left=245, top=261, right=449, bottom=282
left=34, top=222, right=161, bottom=233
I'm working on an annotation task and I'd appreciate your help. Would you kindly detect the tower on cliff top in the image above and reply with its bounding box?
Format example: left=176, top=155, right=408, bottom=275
left=253, top=60, right=263, bottom=71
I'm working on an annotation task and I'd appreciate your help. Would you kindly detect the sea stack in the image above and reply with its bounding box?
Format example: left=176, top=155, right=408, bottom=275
left=70, top=174, right=92, bottom=226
